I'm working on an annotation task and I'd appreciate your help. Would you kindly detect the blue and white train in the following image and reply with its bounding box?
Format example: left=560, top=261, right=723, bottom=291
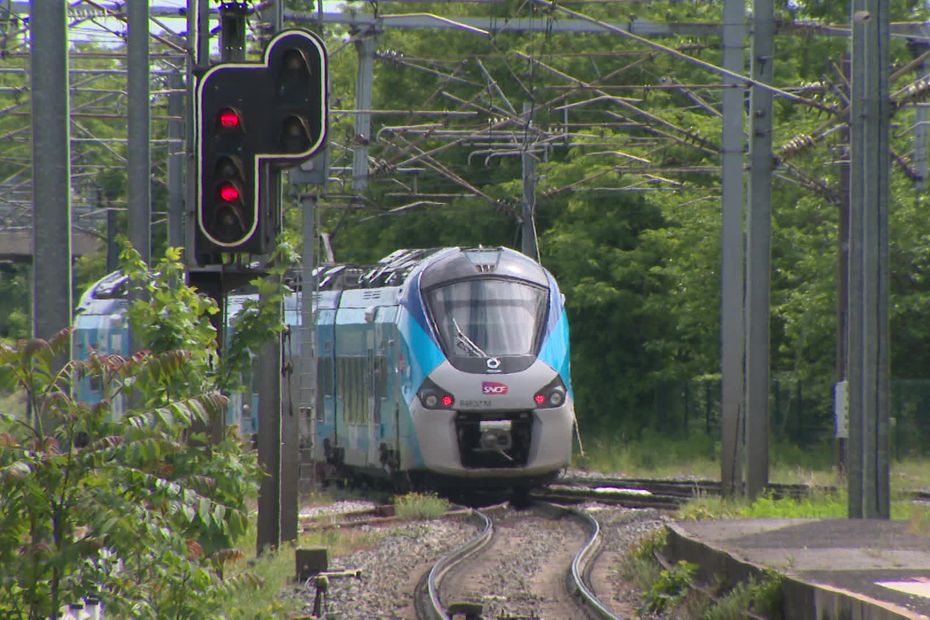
left=74, top=246, right=575, bottom=494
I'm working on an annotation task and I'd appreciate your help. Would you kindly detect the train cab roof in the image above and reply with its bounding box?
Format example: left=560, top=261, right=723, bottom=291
left=75, top=271, right=130, bottom=316
left=309, top=247, right=545, bottom=292
left=418, top=247, right=548, bottom=289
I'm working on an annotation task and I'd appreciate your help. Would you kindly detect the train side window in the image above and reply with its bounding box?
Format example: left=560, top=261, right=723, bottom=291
left=315, top=356, right=333, bottom=422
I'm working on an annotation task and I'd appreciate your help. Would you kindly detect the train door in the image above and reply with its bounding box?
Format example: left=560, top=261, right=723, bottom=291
left=334, top=305, right=369, bottom=468
left=376, top=306, right=399, bottom=467
left=314, top=299, right=339, bottom=465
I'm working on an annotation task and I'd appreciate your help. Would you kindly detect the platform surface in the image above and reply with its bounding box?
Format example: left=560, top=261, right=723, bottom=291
left=666, top=518, right=930, bottom=619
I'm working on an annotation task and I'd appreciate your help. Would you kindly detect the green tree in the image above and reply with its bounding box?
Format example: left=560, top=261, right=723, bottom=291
left=0, top=240, right=296, bottom=618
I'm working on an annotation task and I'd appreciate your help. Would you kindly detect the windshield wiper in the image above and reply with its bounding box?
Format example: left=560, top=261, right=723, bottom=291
left=452, top=317, right=487, bottom=358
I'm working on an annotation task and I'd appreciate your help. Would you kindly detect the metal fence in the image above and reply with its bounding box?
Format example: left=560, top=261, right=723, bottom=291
left=649, top=377, right=930, bottom=459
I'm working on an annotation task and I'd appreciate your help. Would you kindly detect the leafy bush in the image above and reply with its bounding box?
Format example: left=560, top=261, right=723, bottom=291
left=640, top=560, right=697, bottom=614
left=0, top=242, right=294, bottom=618
left=0, top=332, right=260, bottom=618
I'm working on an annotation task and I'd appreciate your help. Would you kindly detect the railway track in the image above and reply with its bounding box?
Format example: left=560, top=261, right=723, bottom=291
left=298, top=474, right=918, bottom=532
left=414, top=502, right=625, bottom=619
left=534, top=483, right=688, bottom=510
left=559, top=474, right=823, bottom=499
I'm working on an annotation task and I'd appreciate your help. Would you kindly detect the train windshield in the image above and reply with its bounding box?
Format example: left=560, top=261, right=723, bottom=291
left=426, top=278, right=548, bottom=357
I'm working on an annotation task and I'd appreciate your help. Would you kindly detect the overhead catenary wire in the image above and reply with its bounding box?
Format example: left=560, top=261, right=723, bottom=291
left=530, top=0, right=839, bottom=114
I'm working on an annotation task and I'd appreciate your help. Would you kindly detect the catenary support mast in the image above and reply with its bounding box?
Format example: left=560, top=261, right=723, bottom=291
left=30, top=0, right=71, bottom=370
left=745, top=0, right=775, bottom=499
left=847, top=0, right=891, bottom=519
left=719, top=0, right=746, bottom=497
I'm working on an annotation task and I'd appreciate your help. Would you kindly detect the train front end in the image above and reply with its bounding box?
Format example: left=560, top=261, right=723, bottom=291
left=402, top=247, right=573, bottom=489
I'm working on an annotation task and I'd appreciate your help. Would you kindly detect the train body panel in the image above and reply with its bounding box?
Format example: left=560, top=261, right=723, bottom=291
left=411, top=359, right=573, bottom=479
left=538, top=310, right=573, bottom=396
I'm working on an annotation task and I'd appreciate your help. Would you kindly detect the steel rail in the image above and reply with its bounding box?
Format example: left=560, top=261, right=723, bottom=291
left=565, top=506, right=623, bottom=620
left=416, top=509, right=495, bottom=620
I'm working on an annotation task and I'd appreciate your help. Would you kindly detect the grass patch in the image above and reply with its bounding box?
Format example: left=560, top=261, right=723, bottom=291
left=223, top=543, right=303, bottom=619
left=393, top=492, right=450, bottom=519
left=578, top=429, right=838, bottom=484
left=577, top=430, right=721, bottom=479
left=579, top=431, right=930, bottom=496
left=679, top=487, right=927, bottom=521
left=220, top=510, right=386, bottom=617
left=678, top=489, right=848, bottom=520
left=891, top=457, right=930, bottom=493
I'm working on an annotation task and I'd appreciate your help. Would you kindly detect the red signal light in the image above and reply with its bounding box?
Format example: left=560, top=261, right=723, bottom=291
left=218, top=108, right=241, bottom=129
left=440, top=394, right=454, bottom=408
left=218, top=182, right=241, bottom=203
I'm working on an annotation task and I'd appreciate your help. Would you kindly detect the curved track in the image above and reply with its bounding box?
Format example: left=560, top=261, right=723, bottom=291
left=415, top=508, right=496, bottom=620
left=568, top=507, right=624, bottom=619
left=415, top=503, right=625, bottom=619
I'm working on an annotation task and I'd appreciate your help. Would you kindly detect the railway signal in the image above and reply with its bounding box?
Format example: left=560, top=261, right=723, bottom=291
left=196, top=29, right=327, bottom=259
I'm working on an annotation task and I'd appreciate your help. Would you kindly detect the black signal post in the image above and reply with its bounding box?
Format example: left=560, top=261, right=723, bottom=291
left=196, top=29, right=328, bottom=263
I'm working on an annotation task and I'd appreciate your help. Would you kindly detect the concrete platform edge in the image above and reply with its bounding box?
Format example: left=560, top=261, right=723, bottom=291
left=664, top=523, right=930, bottom=620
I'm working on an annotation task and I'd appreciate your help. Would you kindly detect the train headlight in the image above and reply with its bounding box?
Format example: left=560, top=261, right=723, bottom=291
left=418, top=378, right=455, bottom=410
left=534, top=376, right=568, bottom=409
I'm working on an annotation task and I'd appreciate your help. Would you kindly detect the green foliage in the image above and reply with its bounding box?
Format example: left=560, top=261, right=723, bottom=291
left=703, top=572, right=784, bottom=620
left=629, top=528, right=668, bottom=565
left=543, top=190, right=673, bottom=429
left=641, top=560, right=698, bottom=614
left=118, top=238, right=295, bottom=398
left=221, top=540, right=305, bottom=620
left=393, top=492, right=451, bottom=520
left=622, top=529, right=783, bottom=619
left=0, top=331, right=262, bottom=619
left=0, top=263, right=29, bottom=340
left=16, top=0, right=930, bottom=453
left=617, top=529, right=667, bottom=603
left=678, top=487, right=923, bottom=521
left=0, top=240, right=298, bottom=618
left=220, top=239, right=299, bottom=395
left=578, top=429, right=720, bottom=478
left=119, top=241, right=220, bottom=402
left=300, top=0, right=930, bottom=446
